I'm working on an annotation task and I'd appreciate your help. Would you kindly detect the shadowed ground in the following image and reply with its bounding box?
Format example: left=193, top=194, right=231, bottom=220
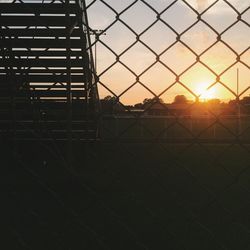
left=2, top=139, right=250, bottom=250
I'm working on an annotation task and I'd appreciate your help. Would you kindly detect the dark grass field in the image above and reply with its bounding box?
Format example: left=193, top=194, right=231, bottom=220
left=2, top=117, right=250, bottom=250
left=77, top=141, right=250, bottom=250
left=102, top=116, right=250, bottom=141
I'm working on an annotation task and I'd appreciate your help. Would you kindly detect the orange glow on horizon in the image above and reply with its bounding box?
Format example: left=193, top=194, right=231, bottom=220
left=196, top=83, right=216, bottom=101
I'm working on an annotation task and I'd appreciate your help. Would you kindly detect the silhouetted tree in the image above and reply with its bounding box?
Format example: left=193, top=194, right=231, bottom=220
left=101, top=95, right=119, bottom=114
left=103, top=95, right=116, bottom=102
left=241, top=96, right=250, bottom=105
left=207, top=98, right=221, bottom=105
left=173, top=95, right=188, bottom=104
left=134, top=103, right=143, bottom=109
left=143, top=97, right=164, bottom=106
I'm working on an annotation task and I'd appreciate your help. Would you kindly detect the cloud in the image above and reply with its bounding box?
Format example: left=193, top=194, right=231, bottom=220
left=196, top=0, right=209, bottom=12
left=179, top=0, right=248, bottom=13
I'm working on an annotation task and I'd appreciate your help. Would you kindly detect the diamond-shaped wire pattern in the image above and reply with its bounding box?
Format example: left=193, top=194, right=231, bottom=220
left=85, top=1, right=250, bottom=249
left=86, top=0, right=250, bottom=143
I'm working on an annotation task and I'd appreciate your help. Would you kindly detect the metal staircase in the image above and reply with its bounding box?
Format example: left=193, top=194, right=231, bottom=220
left=0, top=0, right=99, bottom=142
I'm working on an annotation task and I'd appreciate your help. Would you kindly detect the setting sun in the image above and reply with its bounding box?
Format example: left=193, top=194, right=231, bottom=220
left=196, top=83, right=216, bottom=101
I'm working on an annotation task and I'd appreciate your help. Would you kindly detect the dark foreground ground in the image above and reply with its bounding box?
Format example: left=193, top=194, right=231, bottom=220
left=2, top=139, right=250, bottom=250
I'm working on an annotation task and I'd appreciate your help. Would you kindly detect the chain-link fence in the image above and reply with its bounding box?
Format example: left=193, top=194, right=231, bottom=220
left=86, top=2, right=250, bottom=249
left=1, top=0, right=250, bottom=249
left=87, top=0, right=250, bottom=249
left=84, top=0, right=250, bottom=141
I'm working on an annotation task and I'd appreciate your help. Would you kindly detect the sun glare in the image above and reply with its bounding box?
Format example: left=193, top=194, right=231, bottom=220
left=196, top=83, right=216, bottom=101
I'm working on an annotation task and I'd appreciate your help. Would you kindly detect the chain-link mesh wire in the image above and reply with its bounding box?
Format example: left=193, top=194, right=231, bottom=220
left=84, top=0, right=250, bottom=142
left=1, top=0, right=250, bottom=249
left=85, top=1, right=250, bottom=249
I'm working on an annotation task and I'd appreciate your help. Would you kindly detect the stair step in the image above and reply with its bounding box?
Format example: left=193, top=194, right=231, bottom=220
left=0, top=28, right=82, bottom=38
left=0, top=38, right=84, bottom=49
left=0, top=49, right=83, bottom=57
left=0, top=3, right=79, bottom=14
left=0, top=58, right=86, bottom=67
left=0, top=16, right=77, bottom=27
left=0, top=68, right=85, bottom=73
left=0, top=89, right=87, bottom=97
left=0, top=75, right=85, bottom=83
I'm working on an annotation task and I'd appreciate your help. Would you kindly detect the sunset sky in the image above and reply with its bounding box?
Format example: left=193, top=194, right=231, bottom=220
left=86, top=0, right=250, bottom=104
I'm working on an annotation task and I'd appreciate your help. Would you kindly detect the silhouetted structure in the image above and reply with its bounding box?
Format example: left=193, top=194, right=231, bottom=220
left=0, top=0, right=99, bottom=145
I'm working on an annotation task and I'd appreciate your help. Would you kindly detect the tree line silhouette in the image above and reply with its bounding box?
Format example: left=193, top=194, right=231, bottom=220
left=100, top=94, right=250, bottom=115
